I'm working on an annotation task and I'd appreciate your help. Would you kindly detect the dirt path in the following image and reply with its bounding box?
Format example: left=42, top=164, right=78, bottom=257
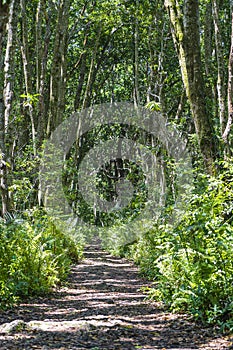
left=0, top=241, right=232, bottom=349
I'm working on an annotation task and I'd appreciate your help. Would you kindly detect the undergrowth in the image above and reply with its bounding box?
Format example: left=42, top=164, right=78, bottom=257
left=0, top=208, right=83, bottom=308
left=106, top=163, right=233, bottom=333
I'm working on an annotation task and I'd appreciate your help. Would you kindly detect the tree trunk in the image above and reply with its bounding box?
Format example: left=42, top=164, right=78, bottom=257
left=74, top=52, right=87, bottom=110
left=223, top=11, right=233, bottom=146
left=212, top=0, right=226, bottom=135
left=47, top=0, right=70, bottom=135
left=133, top=2, right=140, bottom=107
left=20, top=0, right=37, bottom=156
left=82, top=27, right=102, bottom=110
left=36, top=0, right=52, bottom=144
left=0, top=0, right=12, bottom=215
left=165, top=0, right=217, bottom=173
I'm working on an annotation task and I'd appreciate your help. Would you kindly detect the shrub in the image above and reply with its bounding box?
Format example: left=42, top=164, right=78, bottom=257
left=110, top=165, right=233, bottom=333
left=0, top=209, right=83, bottom=308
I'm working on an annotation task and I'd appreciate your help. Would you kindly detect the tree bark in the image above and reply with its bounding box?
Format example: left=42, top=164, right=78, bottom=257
left=0, top=0, right=12, bottom=215
left=47, top=0, right=70, bottom=135
left=20, top=0, right=37, bottom=156
left=37, top=0, right=52, bottom=144
left=223, top=11, right=233, bottom=145
left=82, top=26, right=102, bottom=110
left=4, top=0, right=15, bottom=132
left=212, top=0, right=226, bottom=135
left=133, top=1, right=140, bottom=107
left=165, top=0, right=217, bottom=173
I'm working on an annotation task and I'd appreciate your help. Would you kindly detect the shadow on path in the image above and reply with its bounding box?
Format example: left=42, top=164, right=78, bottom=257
left=0, top=241, right=232, bottom=349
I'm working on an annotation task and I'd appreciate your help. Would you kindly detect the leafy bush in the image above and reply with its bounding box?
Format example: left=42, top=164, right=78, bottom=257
left=0, top=209, right=83, bottom=308
left=111, top=164, right=233, bottom=333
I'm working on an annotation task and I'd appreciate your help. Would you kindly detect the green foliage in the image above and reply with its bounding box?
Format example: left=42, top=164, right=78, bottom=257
left=1, top=0, right=233, bottom=336
left=63, top=123, right=149, bottom=228
left=110, top=163, right=233, bottom=333
left=20, top=93, right=40, bottom=108
left=8, top=143, right=40, bottom=211
left=145, top=101, right=161, bottom=112
left=0, top=209, right=83, bottom=308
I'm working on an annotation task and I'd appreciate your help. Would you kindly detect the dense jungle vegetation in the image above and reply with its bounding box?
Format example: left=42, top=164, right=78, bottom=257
left=0, top=0, right=232, bottom=333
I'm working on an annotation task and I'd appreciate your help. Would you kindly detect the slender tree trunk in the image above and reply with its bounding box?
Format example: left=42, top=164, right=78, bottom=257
left=147, top=8, right=166, bottom=110
left=73, top=30, right=89, bottom=111
left=74, top=52, right=87, bottom=110
left=175, top=90, right=186, bottom=120
left=133, top=3, right=140, bottom=107
left=48, top=0, right=70, bottom=135
left=147, top=24, right=155, bottom=103
left=204, top=2, right=218, bottom=121
left=212, top=0, right=226, bottom=135
left=223, top=11, right=233, bottom=145
left=20, top=0, right=37, bottom=156
left=4, top=0, right=15, bottom=132
left=0, top=1, right=9, bottom=54
left=0, top=0, right=13, bottom=215
left=204, top=3, right=212, bottom=77
left=82, top=27, right=101, bottom=110
left=37, top=0, right=52, bottom=144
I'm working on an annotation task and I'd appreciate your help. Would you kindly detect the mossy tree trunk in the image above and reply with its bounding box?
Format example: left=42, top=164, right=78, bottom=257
left=165, top=0, right=217, bottom=173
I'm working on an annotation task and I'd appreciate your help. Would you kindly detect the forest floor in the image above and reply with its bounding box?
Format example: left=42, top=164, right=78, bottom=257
left=0, top=241, right=232, bottom=350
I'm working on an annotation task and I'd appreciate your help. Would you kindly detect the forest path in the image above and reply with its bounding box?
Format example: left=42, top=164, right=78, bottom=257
left=0, top=241, right=232, bottom=350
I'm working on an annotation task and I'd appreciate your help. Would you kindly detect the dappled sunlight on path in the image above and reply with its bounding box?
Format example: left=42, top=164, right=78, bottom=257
left=0, top=241, right=232, bottom=349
